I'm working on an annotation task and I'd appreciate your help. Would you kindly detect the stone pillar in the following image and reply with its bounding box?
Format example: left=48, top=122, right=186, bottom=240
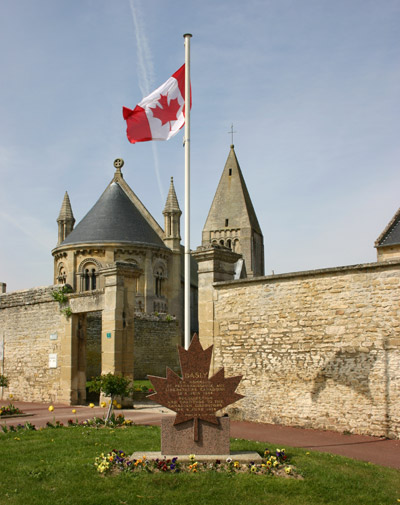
left=100, top=262, right=141, bottom=383
left=192, top=245, right=242, bottom=353
left=0, top=283, right=6, bottom=294
left=59, top=313, right=80, bottom=404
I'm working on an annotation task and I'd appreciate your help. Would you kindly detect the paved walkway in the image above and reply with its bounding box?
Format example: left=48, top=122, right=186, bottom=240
left=2, top=401, right=399, bottom=469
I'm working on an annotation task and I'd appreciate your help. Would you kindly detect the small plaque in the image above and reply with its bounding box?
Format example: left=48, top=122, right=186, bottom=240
left=49, top=353, right=57, bottom=368
left=50, top=333, right=58, bottom=340
left=106, top=332, right=112, bottom=339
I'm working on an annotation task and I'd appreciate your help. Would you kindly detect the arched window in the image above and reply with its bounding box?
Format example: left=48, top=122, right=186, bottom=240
left=78, top=258, right=102, bottom=292
left=226, top=239, right=232, bottom=250
left=57, top=264, right=67, bottom=284
left=155, top=268, right=163, bottom=297
left=219, top=239, right=224, bottom=246
left=91, top=269, right=96, bottom=290
left=83, top=268, right=97, bottom=291
left=84, top=269, right=90, bottom=291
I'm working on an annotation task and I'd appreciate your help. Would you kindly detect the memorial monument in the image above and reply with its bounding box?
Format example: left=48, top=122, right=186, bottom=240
left=131, top=334, right=260, bottom=461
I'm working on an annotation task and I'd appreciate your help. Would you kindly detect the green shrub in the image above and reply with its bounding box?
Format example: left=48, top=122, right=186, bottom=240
left=86, top=373, right=132, bottom=423
left=0, top=374, right=8, bottom=388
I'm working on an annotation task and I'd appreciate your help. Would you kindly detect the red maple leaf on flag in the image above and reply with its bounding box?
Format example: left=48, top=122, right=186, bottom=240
left=150, top=93, right=181, bottom=129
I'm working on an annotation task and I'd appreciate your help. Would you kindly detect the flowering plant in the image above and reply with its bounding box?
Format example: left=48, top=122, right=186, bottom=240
left=95, top=451, right=181, bottom=474
left=0, top=403, right=23, bottom=417
left=94, top=447, right=299, bottom=478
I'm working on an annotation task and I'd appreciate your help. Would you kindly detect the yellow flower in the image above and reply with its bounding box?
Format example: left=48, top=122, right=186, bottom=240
left=9, top=394, right=13, bottom=399
left=14, top=437, right=20, bottom=441
left=89, top=403, right=95, bottom=408
left=189, top=454, right=196, bottom=461
left=48, top=405, right=54, bottom=412
left=100, top=401, right=106, bottom=408
left=234, top=461, right=240, bottom=468
left=267, top=461, right=272, bottom=467
left=116, top=403, right=122, bottom=409
left=72, top=409, right=76, bottom=414
left=112, top=400, right=118, bottom=406
left=285, top=466, right=292, bottom=474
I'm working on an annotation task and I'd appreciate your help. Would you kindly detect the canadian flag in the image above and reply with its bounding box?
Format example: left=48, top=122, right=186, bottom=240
left=123, top=64, right=190, bottom=143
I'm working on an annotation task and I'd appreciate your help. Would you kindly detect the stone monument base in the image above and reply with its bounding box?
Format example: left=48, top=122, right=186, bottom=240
left=130, top=450, right=262, bottom=464
left=161, top=415, right=230, bottom=455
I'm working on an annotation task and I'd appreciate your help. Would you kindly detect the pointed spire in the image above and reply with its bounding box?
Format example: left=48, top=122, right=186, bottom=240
left=163, top=177, right=181, bottom=215
left=57, top=191, right=75, bottom=245
left=202, top=145, right=264, bottom=277
left=57, top=192, right=75, bottom=223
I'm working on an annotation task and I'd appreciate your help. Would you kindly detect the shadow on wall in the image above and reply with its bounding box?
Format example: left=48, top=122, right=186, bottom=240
left=311, top=350, right=378, bottom=402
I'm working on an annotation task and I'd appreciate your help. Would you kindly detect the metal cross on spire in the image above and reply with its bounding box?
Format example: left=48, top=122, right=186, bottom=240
left=228, top=123, right=236, bottom=145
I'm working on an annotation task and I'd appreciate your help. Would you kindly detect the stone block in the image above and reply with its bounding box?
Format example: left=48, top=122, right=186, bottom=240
left=161, top=416, right=230, bottom=455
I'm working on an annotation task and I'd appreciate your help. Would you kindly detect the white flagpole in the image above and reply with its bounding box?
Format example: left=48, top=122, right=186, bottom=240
left=184, top=33, right=192, bottom=350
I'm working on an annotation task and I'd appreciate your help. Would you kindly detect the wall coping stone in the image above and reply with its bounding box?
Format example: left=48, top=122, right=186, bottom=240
left=0, top=285, right=57, bottom=308
left=213, top=259, right=400, bottom=288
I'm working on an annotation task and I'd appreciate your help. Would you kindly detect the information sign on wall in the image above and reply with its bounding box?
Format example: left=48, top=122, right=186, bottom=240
left=49, top=353, right=58, bottom=368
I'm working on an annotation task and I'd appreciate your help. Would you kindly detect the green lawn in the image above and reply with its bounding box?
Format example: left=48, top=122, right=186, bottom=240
left=0, top=425, right=398, bottom=505
left=133, top=379, right=154, bottom=390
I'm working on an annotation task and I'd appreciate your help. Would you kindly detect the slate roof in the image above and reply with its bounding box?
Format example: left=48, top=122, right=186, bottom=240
left=60, top=182, right=166, bottom=248
left=375, top=207, right=400, bottom=247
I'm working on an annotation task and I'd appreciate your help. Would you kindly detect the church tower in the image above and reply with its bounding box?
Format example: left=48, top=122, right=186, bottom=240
left=202, top=145, right=264, bottom=278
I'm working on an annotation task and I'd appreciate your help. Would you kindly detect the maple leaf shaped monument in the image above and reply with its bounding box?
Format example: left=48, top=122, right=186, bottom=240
left=149, top=93, right=181, bottom=130
left=148, top=334, right=244, bottom=441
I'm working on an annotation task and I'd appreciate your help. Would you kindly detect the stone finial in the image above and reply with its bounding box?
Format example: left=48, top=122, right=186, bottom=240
left=57, top=192, right=75, bottom=223
left=113, top=158, right=124, bottom=180
left=163, top=177, right=181, bottom=215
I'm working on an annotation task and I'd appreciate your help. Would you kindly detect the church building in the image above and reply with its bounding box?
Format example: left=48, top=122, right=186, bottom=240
left=52, top=159, right=185, bottom=321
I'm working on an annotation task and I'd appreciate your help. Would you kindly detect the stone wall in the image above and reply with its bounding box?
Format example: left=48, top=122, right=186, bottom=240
left=80, top=311, right=181, bottom=382
left=0, top=285, right=182, bottom=402
left=0, top=286, right=65, bottom=403
left=205, top=260, right=400, bottom=439
left=134, top=313, right=181, bottom=379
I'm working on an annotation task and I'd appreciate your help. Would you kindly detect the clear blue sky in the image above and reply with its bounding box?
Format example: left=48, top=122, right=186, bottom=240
left=1, top=0, right=399, bottom=292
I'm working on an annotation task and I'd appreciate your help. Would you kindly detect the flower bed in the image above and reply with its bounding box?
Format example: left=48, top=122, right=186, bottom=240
left=94, top=448, right=301, bottom=478
left=0, top=403, right=24, bottom=417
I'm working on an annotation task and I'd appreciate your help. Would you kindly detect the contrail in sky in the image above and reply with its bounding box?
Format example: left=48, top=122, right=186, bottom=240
left=128, top=0, right=164, bottom=203
left=0, top=212, right=51, bottom=250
